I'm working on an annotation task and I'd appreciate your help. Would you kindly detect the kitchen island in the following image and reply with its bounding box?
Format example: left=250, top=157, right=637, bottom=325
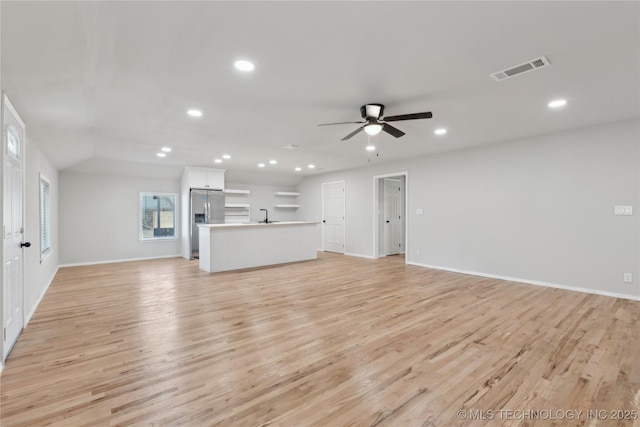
left=197, top=221, right=319, bottom=272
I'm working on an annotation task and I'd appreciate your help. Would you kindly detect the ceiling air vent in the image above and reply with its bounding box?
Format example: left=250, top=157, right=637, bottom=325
left=491, top=56, right=551, bottom=82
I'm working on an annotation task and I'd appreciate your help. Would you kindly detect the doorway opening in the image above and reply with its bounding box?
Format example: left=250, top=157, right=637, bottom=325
left=373, top=172, right=408, bottom=260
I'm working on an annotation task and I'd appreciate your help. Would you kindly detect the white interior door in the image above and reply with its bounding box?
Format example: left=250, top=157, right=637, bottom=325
left=322, top=181, right=345, bottom=254
left=3, top=95, right=26, bottom=361
left=384, top=178, right=404, bottom=256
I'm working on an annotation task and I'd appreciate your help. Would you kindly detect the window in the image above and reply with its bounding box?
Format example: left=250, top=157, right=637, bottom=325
left=140, top=193, right=177, bottom=240
left=7, top=124, right=21, bottom=159
left=40, top=174, right=51, bottom=260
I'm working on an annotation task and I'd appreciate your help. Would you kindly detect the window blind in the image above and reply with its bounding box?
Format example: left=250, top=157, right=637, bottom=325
left=40, top=177, right=51, bottom=255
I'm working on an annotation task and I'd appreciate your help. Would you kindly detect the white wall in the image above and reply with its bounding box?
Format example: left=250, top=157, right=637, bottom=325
left=24, top=141, right=59, bottom=322
left=59, top=172, right=181, bottom=265
left=1, top=1, right=4, bottom=369
left=298, top=119, right=640, bottom=299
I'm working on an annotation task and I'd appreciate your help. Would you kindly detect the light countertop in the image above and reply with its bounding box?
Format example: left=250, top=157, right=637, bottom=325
left=197, top=221, right=319, bottom=229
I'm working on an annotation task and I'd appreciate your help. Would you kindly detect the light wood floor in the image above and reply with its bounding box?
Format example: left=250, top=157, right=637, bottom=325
left=1, top=253, right=639, bottom=426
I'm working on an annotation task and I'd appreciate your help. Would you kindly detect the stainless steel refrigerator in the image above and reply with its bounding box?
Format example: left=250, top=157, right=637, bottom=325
left=190, top=189, right=225, bottom=259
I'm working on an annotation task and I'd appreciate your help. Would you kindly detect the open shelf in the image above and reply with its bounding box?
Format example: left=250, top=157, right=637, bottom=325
left=275, top=204, right=300, bottom=208
left=225, top=204, right=250, bottom=223
left=273, top=191, right=300, bottom=196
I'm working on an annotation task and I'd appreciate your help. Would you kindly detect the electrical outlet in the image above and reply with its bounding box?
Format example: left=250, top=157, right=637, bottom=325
left=416, top=249, right=420, bottom=256
left=623, top=273, right=632, bottom=283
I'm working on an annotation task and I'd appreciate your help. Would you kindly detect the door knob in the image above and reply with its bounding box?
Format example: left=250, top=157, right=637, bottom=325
left=386, top=220, right=390, bottom=223
left=20, top=242, right=31, bottom=248
left=323, top=220, right=326, bottom=223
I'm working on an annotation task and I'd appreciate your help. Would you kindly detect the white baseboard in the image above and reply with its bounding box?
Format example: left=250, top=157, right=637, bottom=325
left=59, top=254, right=182, bottom=268
left=407, top=261, right=640, bottom=302
left=0, top=361, right=3, bottom=375
left=319, top=249, right=375, bottom=259
left=344, top=252, right=376, bottom=260
left=25, top=266, right=60, bottom=325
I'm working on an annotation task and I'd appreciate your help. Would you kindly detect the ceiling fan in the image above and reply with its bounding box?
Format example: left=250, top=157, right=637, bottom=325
left=318, top=103, right=433, bottom=141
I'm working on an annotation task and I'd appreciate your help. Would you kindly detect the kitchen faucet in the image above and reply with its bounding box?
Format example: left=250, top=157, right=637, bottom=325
left=259, top=208, right=269, bottom=223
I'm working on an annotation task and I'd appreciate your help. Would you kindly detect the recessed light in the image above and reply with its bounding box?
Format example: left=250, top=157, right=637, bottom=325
left=222, top=154, right=231, bottom=160
left=308, top=164, right=316, bottom=169
left=269, top=160, right=277, bottom=165
left=434, top=128, right=447, bottom=135
left=295, top=167, right=302, bottom=172
left=548, top=99, right=567, bottom=108
left=258, top=163, right=265, bottom=168
left=161, top=147, right=172, bottom=152
left=234, top=60, right=255, bottom=72
left=187, top=109, right=203, bottom=117
left=157, top=153, right=166, bottom=158
left=366, top=144, right=376, bottom=151
left=214, top=159, right=222, bottom=164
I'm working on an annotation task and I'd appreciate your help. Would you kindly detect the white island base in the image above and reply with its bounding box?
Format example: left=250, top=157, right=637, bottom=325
left=198, top=221, right=319, bottom=273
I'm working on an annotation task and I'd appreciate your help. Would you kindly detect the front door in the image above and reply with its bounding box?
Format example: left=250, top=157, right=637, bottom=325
left=3, top=94, right=26, bottom=361
left=322, top=181, right=345, bottom=254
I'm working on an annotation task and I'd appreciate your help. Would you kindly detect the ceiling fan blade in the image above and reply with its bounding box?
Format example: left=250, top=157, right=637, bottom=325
left=341, top=125, right=365, bottom=141
left=383, top=112, right=432, bottom=122
left=383, top=123, right=406, bottom=138
left=318, top=121, right=366, bottom=126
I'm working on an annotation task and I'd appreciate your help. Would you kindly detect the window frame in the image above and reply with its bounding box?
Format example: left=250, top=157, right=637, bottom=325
left=39, top=173, right=52, bottom=262
left=139, top=192, right=179, bottom=241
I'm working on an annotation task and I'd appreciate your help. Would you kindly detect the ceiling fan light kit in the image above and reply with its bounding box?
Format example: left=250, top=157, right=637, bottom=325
left=364, top=122, right=383, bottom=136
left=319, top=103, right=433, bottom=141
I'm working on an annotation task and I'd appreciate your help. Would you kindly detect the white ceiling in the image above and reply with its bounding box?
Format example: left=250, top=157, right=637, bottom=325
left=2, top=1, right=639, bottom=184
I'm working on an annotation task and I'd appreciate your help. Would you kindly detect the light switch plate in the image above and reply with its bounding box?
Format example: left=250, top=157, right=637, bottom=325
left=624, top=273, right=632, bottom=283
left=614, top=205, right=633, bottom=215
left=416, top=208, right=424, bottom=215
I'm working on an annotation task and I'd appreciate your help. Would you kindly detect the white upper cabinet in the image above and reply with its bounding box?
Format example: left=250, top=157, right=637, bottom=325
left=185, top=167, right=225, bottom=189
